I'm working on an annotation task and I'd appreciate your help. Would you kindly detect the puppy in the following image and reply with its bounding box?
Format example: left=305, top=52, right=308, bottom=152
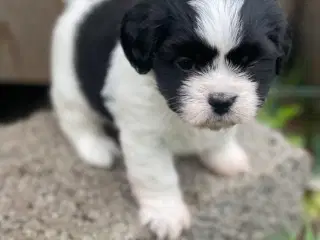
left=50, top=0, right=291, bottom=238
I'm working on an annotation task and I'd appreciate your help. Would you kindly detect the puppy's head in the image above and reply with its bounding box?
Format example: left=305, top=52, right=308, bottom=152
left=120, top=0, right=291, bottom=130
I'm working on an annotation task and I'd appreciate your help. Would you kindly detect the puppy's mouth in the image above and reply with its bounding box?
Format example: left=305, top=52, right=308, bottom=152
left=197, top=120, right=237, bottom=131
left=181, top=116, right=239, bottom=131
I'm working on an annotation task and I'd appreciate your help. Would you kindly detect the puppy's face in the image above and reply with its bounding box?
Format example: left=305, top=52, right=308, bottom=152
left=121, top=0, right=291, bottom=130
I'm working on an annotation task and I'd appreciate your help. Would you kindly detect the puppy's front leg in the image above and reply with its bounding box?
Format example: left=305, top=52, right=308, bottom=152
left=200, top=127, right=251, bottom=176
left=120, top=131, right=190, bottom=240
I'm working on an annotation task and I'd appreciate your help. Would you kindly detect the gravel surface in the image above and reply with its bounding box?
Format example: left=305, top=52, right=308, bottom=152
left=0, top=109, right=311, bottom=240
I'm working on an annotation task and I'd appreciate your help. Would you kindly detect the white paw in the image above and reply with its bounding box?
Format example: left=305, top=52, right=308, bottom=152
left=201, top=142, right=251, bottom=176
left=76, top=135, right=120, bottom=168
left=139, top=197, right=191, bottom=240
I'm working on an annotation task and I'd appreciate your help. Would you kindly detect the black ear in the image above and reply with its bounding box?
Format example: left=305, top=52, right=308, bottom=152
left=274, top=24, right=293, bottom=75
left=120, top=2, right=167, bottom=74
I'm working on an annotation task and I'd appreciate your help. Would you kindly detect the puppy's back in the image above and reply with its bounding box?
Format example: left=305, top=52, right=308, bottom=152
left=52, top=0, right=137, bottom=119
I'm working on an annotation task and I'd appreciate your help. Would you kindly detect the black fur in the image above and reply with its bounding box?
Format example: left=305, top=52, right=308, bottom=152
left=120, top=0, right=219, bottom=112
left=75, top=0, right=291, bottom=117
left=234, top=0, right=292, bottom=104
left=74, top=0, right=137, bottom=119
left=121, top=0, right=291, bottom=113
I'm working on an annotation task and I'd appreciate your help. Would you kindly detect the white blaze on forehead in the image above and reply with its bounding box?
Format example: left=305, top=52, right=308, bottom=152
left=189, top=0, right=245, bottom=53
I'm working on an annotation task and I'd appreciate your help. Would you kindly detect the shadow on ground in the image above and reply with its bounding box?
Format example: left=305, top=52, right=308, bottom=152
left=0, top=83, right=119, bottom=141
left=0, top=84, right=51, bottom=124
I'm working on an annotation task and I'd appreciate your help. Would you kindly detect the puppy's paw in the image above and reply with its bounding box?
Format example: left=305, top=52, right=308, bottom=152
left=139, top=197, right=191, bottom=240
left=76, top=135, right=120, bottom=168
left=201, top=142, right=251, bottom=176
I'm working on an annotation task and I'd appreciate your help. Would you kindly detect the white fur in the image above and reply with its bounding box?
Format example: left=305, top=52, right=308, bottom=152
left=200, top=130, right=251, bottom=176
left=179, top=0, right=260, bottom=130
left=104, top=44, right=250, bottom=239
left=50, top=0, right=120, bottom=168
left=190, top=0, right=244, bottom=52
left=50, top=0, right=251, bottom=239
left=179, top=67, right=259, bottom=129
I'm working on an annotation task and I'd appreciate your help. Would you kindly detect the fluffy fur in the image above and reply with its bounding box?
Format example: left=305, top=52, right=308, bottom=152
left=50, top=0, right=291, bottom=238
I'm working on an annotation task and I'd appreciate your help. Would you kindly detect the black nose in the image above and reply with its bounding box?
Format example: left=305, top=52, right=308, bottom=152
left=208, top=94, right=237, bottom=115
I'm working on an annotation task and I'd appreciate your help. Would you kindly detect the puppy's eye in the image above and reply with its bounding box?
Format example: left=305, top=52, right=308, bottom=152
left=227, top=54, right=252, bottom=68
left=226, top=42, right=262, bottom=68
left=240, top=55, right=250, bottom=65
left=175, top=57, right=195, bottom=71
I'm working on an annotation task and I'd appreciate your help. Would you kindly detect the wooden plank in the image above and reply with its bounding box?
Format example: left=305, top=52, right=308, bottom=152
left=0, top=0, right=63, bottom=83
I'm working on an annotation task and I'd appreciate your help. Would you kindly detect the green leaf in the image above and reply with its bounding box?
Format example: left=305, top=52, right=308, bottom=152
left=264, top=229, right=296, bottom=240
left=258, top=103, right=303, bottom=130
left=287, top=135, right=306, bottom=147
left=270, top=105, right=302, bottom=129
left=264, top=234, right=289, bottom=240
left=305, top=221, right=316, bottom=240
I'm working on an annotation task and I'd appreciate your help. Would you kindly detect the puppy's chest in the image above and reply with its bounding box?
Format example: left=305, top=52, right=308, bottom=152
left=162, top=121, right=223, bottom=155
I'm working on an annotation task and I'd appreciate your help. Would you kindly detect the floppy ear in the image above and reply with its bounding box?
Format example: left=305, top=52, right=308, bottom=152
left=274, top=24, right=293, bottom=75
left=120, top=2, right=167, bottom=74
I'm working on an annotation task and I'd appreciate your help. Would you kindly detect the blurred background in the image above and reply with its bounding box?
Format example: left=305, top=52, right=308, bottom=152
left=0, top=0, right=319, bottom=238
left=258, top=0, right=320, bottom=175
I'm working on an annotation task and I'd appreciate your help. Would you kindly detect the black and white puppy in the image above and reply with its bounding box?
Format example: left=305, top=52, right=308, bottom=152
left=50, top=0, right=291, bottom=238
